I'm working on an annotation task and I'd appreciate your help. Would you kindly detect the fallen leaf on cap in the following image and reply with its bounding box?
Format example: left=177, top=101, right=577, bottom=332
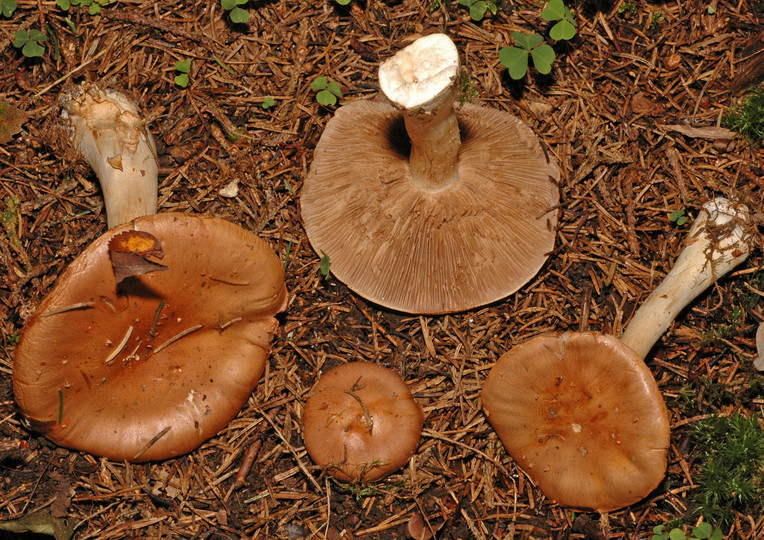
left=0, top=99, right=27, bottom=144
left=108, top=230, right=168, bottom=284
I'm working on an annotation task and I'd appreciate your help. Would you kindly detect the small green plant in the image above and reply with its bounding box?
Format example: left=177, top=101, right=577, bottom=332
left=1, top=0, right=16, bottom=17
left=650, top=9, right=665, bottom=31
left=498, top=0, right=576, bottom=80
left=692, top=413, right=764, bottom=525
left=57, top=0, right=111, bottom=15
left=669, top=209, right=688, bottom=226
left=174, top=58, right=191, bottom=88
left=310, top=76, right=342, bottom=106
left=722, top=83, right=764, bottom=143
left=458, top=0, right=498, bottom=22
left=541, top=0, right=576, bottom=41
left=617, top=2, right=637, bottom=16
left=499, top=32, right=555, bottom=80
left=221, top=0, right=249, bottom=23
left=652, top=522, right=723, bottom=540
left=319, top=251, right=331, bottom=278
left=706, top=5, right=716, bottom=15
left=13, top=29, right=46, bottom=57
left=334, top=0, right=352, bottom=5
left=262, top=96, right=275, bottom=109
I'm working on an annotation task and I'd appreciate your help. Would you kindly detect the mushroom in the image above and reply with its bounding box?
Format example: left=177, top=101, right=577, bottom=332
left=301, top=361, right=424, bottom=483
left=754, top=321, right=764, bottom=371
left=301, top=33, right=559, bottom=314
left=620, top=197, right=751, bottom=358
left=481, top=197, right=751, bottom=511
left=61, top=84, right=158, bottom=228
left=481, top=332, right=670, bottom=512
left=13, top=213, right=287, bottom=461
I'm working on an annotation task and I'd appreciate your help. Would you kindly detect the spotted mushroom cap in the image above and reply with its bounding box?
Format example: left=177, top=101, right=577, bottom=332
left=481, top=332, right=670, bottom=512
left=302, top=361, right=424, bottom=483
left=13, top=213, right=287, bottom=462
left=300, top=99, right=559, bottom=314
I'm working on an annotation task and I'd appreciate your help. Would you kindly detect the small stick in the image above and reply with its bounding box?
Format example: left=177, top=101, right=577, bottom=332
left=233, top=440, right=263, bottom=490
left=344, top=378, right=373, bottom=434
left=41, top=302, right=95, bottom=317
left=104, top=326, right=133, bottom=365
left=153, top=324, right=203, bottom=354
left=133, top=426, right=171, bottom=461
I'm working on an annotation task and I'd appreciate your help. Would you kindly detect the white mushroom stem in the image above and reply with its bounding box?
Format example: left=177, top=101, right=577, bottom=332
left=378, top=33, right=460, bottom=192
left=61, top=85, right=158, bottom=229
left=621, top=198, right=751, bottom=359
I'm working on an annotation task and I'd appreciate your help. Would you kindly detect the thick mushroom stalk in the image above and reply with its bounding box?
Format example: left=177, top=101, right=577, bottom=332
left=61, top=85, right=158, bottom=229
left=379, top=33, right=460, bottom=191
left=621, top=197, right=751, bottom=358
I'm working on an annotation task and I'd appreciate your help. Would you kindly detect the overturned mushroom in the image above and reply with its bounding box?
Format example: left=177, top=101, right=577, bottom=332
left=61, top=84, right=158, bottom=228
left=302, top=361, right=424, bottom=483
left=13, top=213, right=287, bottom=461
left=482, top=197, right=751, bottom=511
left=301, top=33, right=559, bottom=314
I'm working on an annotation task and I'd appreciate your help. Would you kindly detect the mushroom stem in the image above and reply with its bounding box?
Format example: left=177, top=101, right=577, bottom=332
left=379, top=34, right=461, bottom=192
left=61, top=84, right=158, bottom=229
left=620, top=198, right=751, bottom=359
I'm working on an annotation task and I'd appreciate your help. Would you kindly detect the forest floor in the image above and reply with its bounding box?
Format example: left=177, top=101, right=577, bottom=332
left=1, top=0, right=763, bottom=539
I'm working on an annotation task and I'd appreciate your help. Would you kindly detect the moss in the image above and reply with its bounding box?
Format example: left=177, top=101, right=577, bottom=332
left=692, top=413, right=764, bottom=525
left=722, top=84, right=764, bottom=143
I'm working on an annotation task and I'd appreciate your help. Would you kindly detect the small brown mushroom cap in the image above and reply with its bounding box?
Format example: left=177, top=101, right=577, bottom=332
left=13, top=213, right=287, bottom=462
left=302, top=361, right=424, bottom=482
left=481, top=332, right=670, bottom=512
left=300, top=99, right=558, bottom=314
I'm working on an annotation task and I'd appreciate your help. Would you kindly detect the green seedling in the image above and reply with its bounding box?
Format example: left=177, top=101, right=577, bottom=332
left=692, top=413, right=764, bottom=525
left=174, top=58, right=191, bottom=88
left=458, top=0, right=498, bottom=22
left=262, top=96, right=275, bottom=109
left=221, top=0, right=249, bottom=23
left=310, top=76, right=342, bottom=106
left=652, top=522, right=723, bottom=540
left=722, top=83, right=764, bottom=143
left=334, top=0, right=352, bottom=5
left=669, top=209, right=688, bottom=226
left=650, top=9, right=664, bottom=31
left=1, top=0, right=16, bottom=17
left=707, top=5, right=716, bottom=15
left=57, top=0, right=110, bottom=15
left=319, top=251, right=331, bottom=278
left=499, top=31, right=555, bottom=80
left=541, top=0, right=577, bottom=41
left=617, top=2, right=637, bottom=16
left=13, top=29, right=46, bottom=57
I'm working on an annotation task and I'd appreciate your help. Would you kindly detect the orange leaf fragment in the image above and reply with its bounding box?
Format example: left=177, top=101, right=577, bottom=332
left=108, top=230, right=167, bottom=284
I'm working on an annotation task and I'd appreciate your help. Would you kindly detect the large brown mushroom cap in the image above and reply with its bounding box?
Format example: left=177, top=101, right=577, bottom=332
left=13, top=213, right=287, bottom=462
left=302, top=361, right=424, bottom=483
left=481, top=332, right=670, bottom=512
left=300, top=99, right=558, bottom=314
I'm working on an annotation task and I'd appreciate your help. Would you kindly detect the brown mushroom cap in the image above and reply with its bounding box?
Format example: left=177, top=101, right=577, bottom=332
left=13, top=213, right=287, bottom=462
left=481, top=332, right=670, bottom=512
left=300, top=99, right=558, bottom=314
left=302, top=361, right=424, bottom=482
